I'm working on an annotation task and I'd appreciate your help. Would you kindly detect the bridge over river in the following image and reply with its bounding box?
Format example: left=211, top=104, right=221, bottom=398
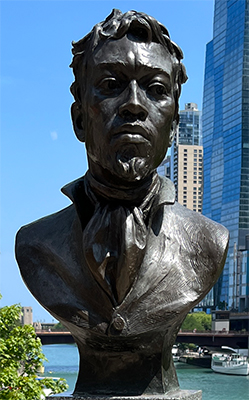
left=37, top=330, right=249, bottom=349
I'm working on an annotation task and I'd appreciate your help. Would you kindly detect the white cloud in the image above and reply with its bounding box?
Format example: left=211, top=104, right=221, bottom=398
left=50, top=131, right=58, bottom=141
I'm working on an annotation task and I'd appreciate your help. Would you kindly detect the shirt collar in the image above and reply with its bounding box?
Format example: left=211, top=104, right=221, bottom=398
left=61, top=173, right=175, bottom=210
left=155, top=175, right=176, bottom=206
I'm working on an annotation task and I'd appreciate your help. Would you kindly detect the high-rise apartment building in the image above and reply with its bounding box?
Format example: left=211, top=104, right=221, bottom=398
left=178, top=102, right=202, bottom=146
left=170, top=103, right=203, bottom=213
left=228, top=239, right=249, bottom=312
left=202, top=0, right=249, bottom=308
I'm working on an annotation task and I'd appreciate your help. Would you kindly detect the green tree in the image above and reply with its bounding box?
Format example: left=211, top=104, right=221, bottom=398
left=0, top=296, right=68, bottom=399
left=181, top=312, right=211, bottom=332
left=217, top=301, right=228, bottom=311
left=51, top=322, right=67, bottom=332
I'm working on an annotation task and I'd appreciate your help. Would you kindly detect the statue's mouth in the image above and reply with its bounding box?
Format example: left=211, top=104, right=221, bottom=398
left=112, top=124, right=150, bottom=145
left=113, top=132, right=149, bottom=144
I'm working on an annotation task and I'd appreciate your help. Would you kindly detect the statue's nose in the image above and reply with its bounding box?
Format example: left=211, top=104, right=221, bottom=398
left=119, top=80, right=148, bottom=121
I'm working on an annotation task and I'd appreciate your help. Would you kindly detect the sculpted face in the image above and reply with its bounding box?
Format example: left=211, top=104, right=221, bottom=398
left=80, top=35, right=176, bottom=184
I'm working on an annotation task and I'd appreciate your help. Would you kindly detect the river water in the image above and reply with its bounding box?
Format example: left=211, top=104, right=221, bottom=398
left=42, top=344, right=249, bottom=400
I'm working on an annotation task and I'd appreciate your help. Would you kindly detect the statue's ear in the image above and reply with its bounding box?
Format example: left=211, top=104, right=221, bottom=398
left=71, top=102, right=85, bottom=142
left=168, top=98, right=180, bottom=146
left=169, top=117, right=178, bottom=147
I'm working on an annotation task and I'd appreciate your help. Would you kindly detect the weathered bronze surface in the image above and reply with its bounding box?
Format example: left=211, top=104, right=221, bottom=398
left=16, top=9, right=229, bottom=397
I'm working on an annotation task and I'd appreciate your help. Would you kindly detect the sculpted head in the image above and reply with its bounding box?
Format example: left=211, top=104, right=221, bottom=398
left=70, top=9, right=187, bottom=185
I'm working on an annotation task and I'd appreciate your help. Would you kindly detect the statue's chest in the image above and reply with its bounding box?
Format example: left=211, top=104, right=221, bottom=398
left=60, top=210, right=201, bottom=338
left=68, top=240, right=196, bottom=341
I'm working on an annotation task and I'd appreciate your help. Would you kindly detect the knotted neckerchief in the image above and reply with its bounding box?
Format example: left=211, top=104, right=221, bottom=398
left=83, top=172, right=160, bottom=306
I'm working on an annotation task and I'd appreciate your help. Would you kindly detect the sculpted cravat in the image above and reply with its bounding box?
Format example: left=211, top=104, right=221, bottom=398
left=82, top=172, right=160, bottom=305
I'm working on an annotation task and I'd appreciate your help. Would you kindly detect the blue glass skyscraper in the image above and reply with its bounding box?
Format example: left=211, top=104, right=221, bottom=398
left=202, top=0, right=249, bottom=307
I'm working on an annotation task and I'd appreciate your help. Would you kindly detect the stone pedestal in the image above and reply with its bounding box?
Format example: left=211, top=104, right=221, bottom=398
left=47, top=390, right=202, bottom=400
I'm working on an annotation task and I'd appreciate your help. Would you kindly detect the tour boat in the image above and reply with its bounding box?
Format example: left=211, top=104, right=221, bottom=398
left=172, top=345, right=180, bottom=362
left=211, top=352, right=249, bottom=376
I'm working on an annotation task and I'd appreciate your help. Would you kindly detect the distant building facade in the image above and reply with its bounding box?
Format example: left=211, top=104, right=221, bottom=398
left=178, top=102, right=202, bottom=146
left=170, top=103, right=203, bottom=213
left=202, top=0, right=249, bottom=308
left=228, top=237, right=249, bottom=312
left=157, top=155, right=171, bottom=178
left=33, top=321, right=42, bottom=331
left=211, top=310, right=230, bottom=332
left=20, top=306, right=33, bottom=325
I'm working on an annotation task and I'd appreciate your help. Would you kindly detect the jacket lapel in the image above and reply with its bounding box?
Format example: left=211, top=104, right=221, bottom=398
left=61, top=174, right=176, bottom=314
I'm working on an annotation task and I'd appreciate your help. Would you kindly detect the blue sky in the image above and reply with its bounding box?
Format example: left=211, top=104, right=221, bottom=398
left=0, top=0, right=214, bottom=322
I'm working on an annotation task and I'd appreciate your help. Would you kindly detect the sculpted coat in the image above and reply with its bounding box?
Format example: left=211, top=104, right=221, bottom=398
left=16, top=175, right=229, bottom=395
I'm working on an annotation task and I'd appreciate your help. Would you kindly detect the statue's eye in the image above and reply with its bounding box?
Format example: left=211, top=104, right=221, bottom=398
left=98, top=78, right=122, bottom=93
left=147, top=82, right=167, bottom=98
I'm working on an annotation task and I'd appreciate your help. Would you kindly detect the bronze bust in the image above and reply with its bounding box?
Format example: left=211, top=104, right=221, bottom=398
left=16, top=9, right=229, bottom=397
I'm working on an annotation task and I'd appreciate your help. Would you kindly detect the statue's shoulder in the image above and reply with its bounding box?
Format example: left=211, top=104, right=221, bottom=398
left=15, top=205, right=81, bottom=278
left=16, top=176, right=90, bottom=249
left=16, top=204, right=76, bottom=249
left=158, top=176, right=229, bottom=258
left=15, top=204, right=82, bottom=297
left=173, top=201, right=229, bottom=244
left=168, top=201, right=229, bottom=272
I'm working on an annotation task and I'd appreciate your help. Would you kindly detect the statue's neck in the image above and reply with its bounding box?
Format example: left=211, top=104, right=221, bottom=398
left=85, top=169, right=160, bottom=206
left=87, top=160, right=159, bottom=205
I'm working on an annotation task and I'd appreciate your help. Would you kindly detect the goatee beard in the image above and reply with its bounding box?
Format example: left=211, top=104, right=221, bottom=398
left=116, top=155, right=149, bottom=182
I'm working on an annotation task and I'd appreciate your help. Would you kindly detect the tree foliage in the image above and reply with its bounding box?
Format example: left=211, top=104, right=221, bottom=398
left=0, top=297, right=68, bottom=399
left=218, top=301, right=228, bottom=311
left=181, top=312, right=211, bottom=332
left=51, top=322, right=67, bottom=332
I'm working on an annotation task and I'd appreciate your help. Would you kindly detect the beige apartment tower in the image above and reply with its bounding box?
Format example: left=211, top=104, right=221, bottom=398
left=171, top=103, right=203, bottom=213
left=174, top=145, right=203, bottom=213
